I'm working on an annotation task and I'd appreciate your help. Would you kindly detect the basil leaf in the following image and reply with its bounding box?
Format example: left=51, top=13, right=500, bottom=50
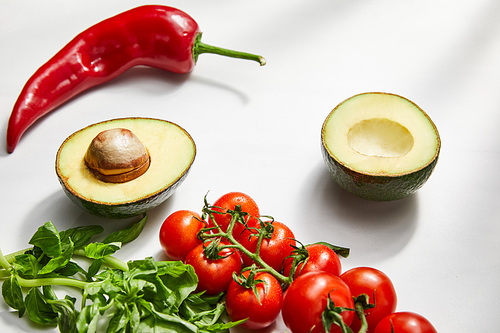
left=138, top=300, right=198, bottom=333
left=29, top=221, right=61, bottom=257
left=126, top=257, right=158, bottom=279
left=39, top=239, right=74, bottom=275
left=2, top=275, right=25, bottom=316
left=158, top=262, right=198, bottom=308
left=25, top=287, right=58, bottom=325
left=46, top=296, right=78, bottom=333
left=84, top=242, right=121, bottom=260
left=55, top=261, right=86, bottom=277
left=42, top=285, right=57, bottom=301
left=107, top=305, right=128, bottom=333
left=60, top=225, right=104, bottom=249
left=180, top=293, right=243, bottom=332
left=103, top=214, right=148, bottom=244
left=76, top=302, right=99, bottom=333
left=125, top=258, right=198, bottom=313
left=86, top=259, right=102, bottom=280
left=12, top=253, right=39, bottom=278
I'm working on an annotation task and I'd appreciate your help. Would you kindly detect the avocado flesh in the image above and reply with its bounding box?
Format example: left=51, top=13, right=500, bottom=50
left=56, top=118, right=196, bottom=218
left=321, top=92, right=440, bottom=201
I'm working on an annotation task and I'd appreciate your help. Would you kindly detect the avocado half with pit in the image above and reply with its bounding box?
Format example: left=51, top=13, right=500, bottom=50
left=56, top=117, right=196, bottom=218
left=321, top=92, right=440, bottom=201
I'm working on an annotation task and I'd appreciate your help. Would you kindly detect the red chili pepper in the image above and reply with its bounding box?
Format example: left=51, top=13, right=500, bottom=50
left=6, top=5, right=265, bottom=153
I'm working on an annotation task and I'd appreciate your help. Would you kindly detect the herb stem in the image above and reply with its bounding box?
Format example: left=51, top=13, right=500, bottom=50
left=16, top=275, right=92, bottom=290
left=73, top=248, right=129, bottom=271
left=3, top=248, right=30, bottom=264
left=0, top=248, right=12, bottom=272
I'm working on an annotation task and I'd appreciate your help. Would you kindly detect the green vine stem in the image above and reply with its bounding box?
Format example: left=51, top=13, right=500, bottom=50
left=354, top=301, right=369, bottom=333
left=201, top=203, right=292, bottom=286
left=200, top=197, right=372, bottom=333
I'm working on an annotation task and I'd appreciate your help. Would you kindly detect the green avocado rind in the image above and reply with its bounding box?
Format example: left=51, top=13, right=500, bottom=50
left=55, top=117, right=196, bottom=219
left=321, top=143, right=439, bottom=201
left=57, top=163, right=192, bottom=218
left=320, top=92, right=441, bottom=201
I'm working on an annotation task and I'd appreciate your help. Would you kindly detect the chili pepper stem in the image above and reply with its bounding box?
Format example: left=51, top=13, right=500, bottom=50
left=193, top=33, right=266, bottom=66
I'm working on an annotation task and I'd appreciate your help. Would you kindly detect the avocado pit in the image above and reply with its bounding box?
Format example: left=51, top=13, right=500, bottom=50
left=84, top=128, right=151, bottom=183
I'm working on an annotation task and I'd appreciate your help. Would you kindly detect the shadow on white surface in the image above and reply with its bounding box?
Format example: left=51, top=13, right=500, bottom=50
left=302, top=164, right=418, bottom=264
left=0, top=309, right=55, bottom=333
left=18, top=188, right=176, bottom=245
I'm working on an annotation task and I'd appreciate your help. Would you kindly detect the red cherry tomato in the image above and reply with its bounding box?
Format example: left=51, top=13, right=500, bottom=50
left=340, top=267, right=397, bottom=332
left=239, top=221, right=296, bottom=271
left=184, top=240, right=242, bottom=295
left=373, top=312, right=437, bottom=333
left=226, top=270, right=283, bottom=330
left=283, top=243, right=342, bottom=278
left=159, top=210, right=205, bottom=261
left=210, top=192, right=260, bottom=240
left=282, top=271, right=354, bottom=333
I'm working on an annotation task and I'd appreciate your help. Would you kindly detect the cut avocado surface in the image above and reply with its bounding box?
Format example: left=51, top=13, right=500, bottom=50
left=321, top=92, right=440, bottom=201
left=56, top=117, right=196, bottom=218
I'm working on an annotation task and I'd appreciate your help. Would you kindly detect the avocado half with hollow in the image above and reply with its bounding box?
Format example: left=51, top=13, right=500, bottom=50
left=56, top=117, right=196, bottom=218
left=321, top=92, right=440, bottom=201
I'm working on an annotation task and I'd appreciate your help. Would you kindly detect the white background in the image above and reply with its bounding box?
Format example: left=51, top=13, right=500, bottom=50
left=1, top=0, right=500, bottom=332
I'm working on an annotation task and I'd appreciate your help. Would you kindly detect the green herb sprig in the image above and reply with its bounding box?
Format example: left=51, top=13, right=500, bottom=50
left=0, top=215, right=241, bottom=332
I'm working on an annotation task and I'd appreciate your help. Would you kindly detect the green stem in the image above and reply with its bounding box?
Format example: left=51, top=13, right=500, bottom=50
left=3, top=248, right=30, bottom=264
left=102, top=256, right=129, bottom=271
left=354, top=301, right=368, bottom=333
left=237, top=241, right=289, bottom=285
left=72, top=248, right=129, bottom=271
left=16, top=275, right=92, bottom=290
left=0, top=248, right=11, bottom=272
left=193, top=33, right=266, bottom=66
left=201, top=207, right=291, bottom=285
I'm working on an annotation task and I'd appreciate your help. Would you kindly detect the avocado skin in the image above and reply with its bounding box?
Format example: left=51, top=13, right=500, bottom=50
left=57, top=164, right=192, bottom=218
left=321, top=144, right=439, bottom=201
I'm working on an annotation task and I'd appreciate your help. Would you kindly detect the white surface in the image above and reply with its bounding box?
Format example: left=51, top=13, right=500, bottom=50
left=1, top=0, right=500, bottom=332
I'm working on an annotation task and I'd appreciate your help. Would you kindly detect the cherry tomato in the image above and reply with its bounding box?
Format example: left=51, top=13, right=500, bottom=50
left=340, top=267, right=397, bottom=332
left=184, top=240, right=242, bottom=295
left=239, top=221, right=296, bottom=271
left=210, top=192, right=260, bottom=240
left=282, top=271, right=354, bottom=333
left=283, top=243, right=342, bottom=278
left=226, top=270, right=283, bottom=330
left=373, top=312, right=437, bottom=333
left=159, top=210, right=205, bottom=261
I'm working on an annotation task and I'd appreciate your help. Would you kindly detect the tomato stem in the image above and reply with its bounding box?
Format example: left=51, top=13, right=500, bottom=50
left=354, top=301, right=369, bottom=333
left=200, top=203, right=292, bottom=286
